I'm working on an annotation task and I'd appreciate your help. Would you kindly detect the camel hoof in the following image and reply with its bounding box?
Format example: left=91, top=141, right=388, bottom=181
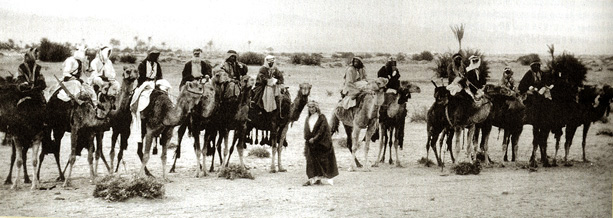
left=269, top=169, right=277, bottom=173
left=31, top=183, right=38, bottom=190
left=396, top=163, right=404, bottom=168
left=583, top=158, right=590, bottom=163
left=503, top=157, right=509, bottom=162
left=10, top=184, right=18, bottom=190
left=564, top=161, right=574, bottom=167
left=348, top=166, right=356, bottom=172
left=389, top=159, right=393, bottom=165
left=543, top=162, right=552, bottom=168
left=24, top=178, right=31, bottom=184
left=278, top=168, right=287, bottom=173
left=4, top=180, right=12, bottom=185
left=62, top=182, right=70, bottom=188
left=379, top=159, right=385, bottom=163
left=552, top=160, right=559, bottom=167
left=169, top=167, right=176, bottom=173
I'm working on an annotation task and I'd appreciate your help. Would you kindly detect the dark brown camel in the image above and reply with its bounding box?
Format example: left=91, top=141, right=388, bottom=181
left=247, top=82, right=311, bottom=173
left=478, top=85, right=525, bottom=162
left=446, top=87, right=493, bottom=164
left=59, top=79, right=116, bottom=187
left=0, top=76, right=45, bottom=189
left=524, top=85, right=564, bottom=168
left=1, top=76, right=31, bottom=185
left=553, top=85, right=613, bottom=165
left=330, top=78, right=388, bottom=171
left=106, top=66, right=139, bottom=173
left=373, top=81, right=420, bottom=167
left=138, top=81, right=205, bottom=180
left=425, top=82, right=455, bottom=167
left=211, top=75, right=255, bottom=171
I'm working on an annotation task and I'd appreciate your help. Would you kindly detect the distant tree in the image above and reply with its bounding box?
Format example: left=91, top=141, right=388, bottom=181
left=266, top=47, right=274, bottom=53
left=38, top=38, right=72, bottom=62
left=147, top=36, right=152, bottom=49
left=121, top=47, right=134, bottom=53
left=109, top=38, right=121, bottom=48
left=133, top=36, right=139, bottom=51
left=247, top=40, right=252, bottom=51
left=161, top=42, right=166, bottom=49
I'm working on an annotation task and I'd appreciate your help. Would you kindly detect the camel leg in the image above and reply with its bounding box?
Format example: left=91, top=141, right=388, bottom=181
left=343, top=125, right=361, bottom=168
left=201, top=132, right=209, bottom=177
left=95, top=133, right=111, bottom=175
left=110, top=131, right=119, bottom=174
left=207, top=131, right=217, bottom=172
left=170, top=124, right=187, bottom=173
left=115, top=132, right=127, bottom=173
left=430, top=130, right=442, bottom=167
left=277, top=125, right=289, bottom=172
left=87, top=135, right=96, bottom=183
left=539, top=128, right=551, bottom=167
left=373, top=124, right=385, bottom=167
left=31, top=135, right=42, bottom=190
left=141, top=132, right=153, bottom=177
left=562, top=125, right=576, bottom=164
left=222, top=130, right=230, bottom=168
left=52, top=130, right=65, bottom=180
left=269, top=125, right=278, bottom=173
left=453, top=127, right=462, bottom=163
left=362, top=122, right=378, bottom=172
left=393, top=129, right=402, bottom=168
left=93, top=133, right=100, bottom=177
left=502, top=129, right=510, bottom=162
left=236, top=126, right=247, bottom=169
left=388, top=128, right=394, bottom=164
left=480, top=124, right=492, bottom=165
left=11, top=137, right=24, bottom=190
left=529, top=127, right=539, bottom=168
left=511, top=128, right=522, bottom=162
left=581, top=123, right=591, bottom=162
left=161, top=128, right=171, bottom=182
left=5, top=142, right=16, bottom=185
left=63, top=132, right=78, bottom=188
left=194, top=129, right=203, bottom=178
left=349, top=126, right=362, bottom=172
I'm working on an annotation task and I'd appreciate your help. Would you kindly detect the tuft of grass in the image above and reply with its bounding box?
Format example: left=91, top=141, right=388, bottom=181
left=596, top=128, right=613, bottom=137
left=410, top=106, right=429, bottom=123
left=93, top=175, right=165, bottom=202
left=326, top=90, right=334, bottom=96
left=248, top=147, right=270, bottom=158
left=218, top=164, right=254, bottom=180
left=417, top=157, right=435, bottom=167
left=452, top=161, right=481, bottom=175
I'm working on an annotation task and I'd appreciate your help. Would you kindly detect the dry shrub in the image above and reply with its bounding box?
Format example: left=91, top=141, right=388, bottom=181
left=291, top=53, right=322, bottom=66
left=412, top=51, right=434, bottom=62
left=248, top=146, right=270, bottom=158
left=517, top=53, right=541, bottom=66
left=545, top=52, right=588, bottom=87
left=452, top=161, right=481, bottom=175
left=93, top=175, right=165, bottom=202
left=239, top=52, right=265, bottom=66
left=432, top=49, right=490, bottom=79
left=38, top=38, right=72, bottom=62
left=218, top=164, right=254, bottom=180
left=418, top=157, right=435, bottom=167
left=596, top=128, right=613, bottom=137
left=410, top=106, right=429, bottom=123
left=119, top=54, right=137, bottom=64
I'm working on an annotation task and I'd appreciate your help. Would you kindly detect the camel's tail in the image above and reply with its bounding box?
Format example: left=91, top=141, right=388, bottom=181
left=330, top=110, right=340, bottom=134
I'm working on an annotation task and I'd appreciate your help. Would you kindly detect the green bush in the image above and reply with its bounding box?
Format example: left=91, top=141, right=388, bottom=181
left=412, top=51, right=434, bottom=61
left=291, top=53, right=322, bottom=66
left=517, top=53, right=540, bottom=65
left=109, top=54, right=117, bottom=63
left=119, top=54, right=138, bottom=64
left=218, top=164, right=254, bottom=180
left=38, top=38, right=72, bottom=62
left=375, top=53, right=391, bottom=57
left=238, top=52, right=265, bottom=65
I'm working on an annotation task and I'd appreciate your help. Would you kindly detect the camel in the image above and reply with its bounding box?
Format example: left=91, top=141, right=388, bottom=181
left=524, top=85, right=565, bottom=168
left=58, top=80, right=116, bottom=187
left=553, top=85, right=613, bottom=165
left=479, top=85, right=525, bottom=162
left=446, top=87, right=493, bottom=165
left=246, top=82, right=312, bottom=173
left=330, top=78, right=388, bottom=171
left=0, top=76, right=45, bottom=189
left=425, top=82, right=455, bottom=166
left=138, top=81, right=206, bottom=180
left=104, top=66, right=139, bottom=173
left=373, top=80, right=421, bottom=167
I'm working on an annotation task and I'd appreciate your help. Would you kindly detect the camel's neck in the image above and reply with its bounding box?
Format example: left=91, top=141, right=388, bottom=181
left=81, top=103, right=107, bottom=128
left=118, top=79, right=135, bottom=110
left=289, top=93, right=308, bottom=122
left=165, top=92, right=193, bottom=126
left=591, top=98, right=611, bottom=121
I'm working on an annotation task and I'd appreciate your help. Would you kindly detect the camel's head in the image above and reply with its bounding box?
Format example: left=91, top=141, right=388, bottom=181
left=199, top=83, right=216, bottom=118
left=122, top=65, right=138, bottom=82
left=240, top=75, right=256, bottom=89
left=212, top=70, right=230, bottom=84
left=372, top=78, right=389, bottom=92
left=181, top=81, right=205, bottom=111
left=95, top=93, right=115, bottom=119
left=298, top=83, right=312, bottom=97
left=434, top=86, right=450, bottom=105
left=397, top=80, right=420, bottom=104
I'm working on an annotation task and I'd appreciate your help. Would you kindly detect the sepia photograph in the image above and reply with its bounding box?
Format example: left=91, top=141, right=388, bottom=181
left=0, top=0, right=612, bottom=217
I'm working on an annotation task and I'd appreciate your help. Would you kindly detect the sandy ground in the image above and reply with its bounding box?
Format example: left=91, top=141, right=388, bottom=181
left=0, top=55, right=612, bottom=217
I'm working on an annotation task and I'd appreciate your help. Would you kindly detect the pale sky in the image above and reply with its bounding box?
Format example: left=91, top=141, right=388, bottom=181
left=0, top=0, right=612, bottom=54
